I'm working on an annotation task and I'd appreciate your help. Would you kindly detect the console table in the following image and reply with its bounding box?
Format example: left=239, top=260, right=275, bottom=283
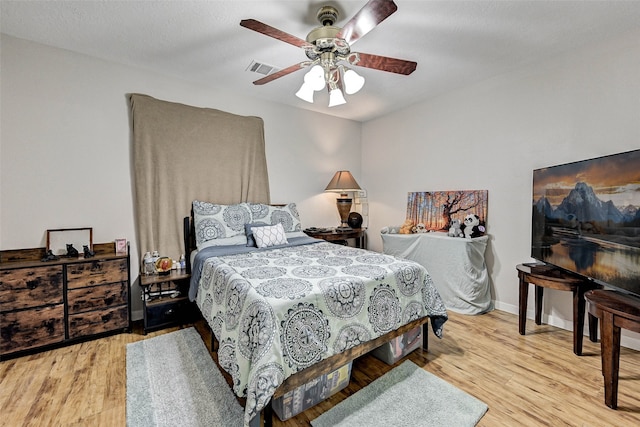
left=517, top=263, right=601, bottom=355
left=585, top=289, right=640, bottom=409
left=381, top=232, right=491, bottom=314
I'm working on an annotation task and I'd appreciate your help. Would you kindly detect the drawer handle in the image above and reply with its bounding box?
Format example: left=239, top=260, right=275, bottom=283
left=165, top=309, right=175, bottom=316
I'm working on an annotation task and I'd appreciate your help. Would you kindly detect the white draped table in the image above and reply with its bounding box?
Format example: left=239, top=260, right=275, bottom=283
left=381, top=232, right=492, bottom=314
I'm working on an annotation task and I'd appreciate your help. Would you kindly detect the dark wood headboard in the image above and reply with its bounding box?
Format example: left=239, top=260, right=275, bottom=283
left=183, top=215, right=195, bottom=274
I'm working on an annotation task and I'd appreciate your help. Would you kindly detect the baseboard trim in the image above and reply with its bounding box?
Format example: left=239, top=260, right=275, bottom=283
left=493, top=300, right=640, bottom=351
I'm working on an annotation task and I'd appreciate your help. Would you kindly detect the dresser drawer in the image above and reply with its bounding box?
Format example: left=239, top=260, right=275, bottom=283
left=68, top=305, right=129, bottom=339
left=1, top=304, right=65, bottom=354
left=67, top=259, right=127, bottom=289
left=67, top=281, right=128, bottom=315
left=0, top=266, right=63, bottom=311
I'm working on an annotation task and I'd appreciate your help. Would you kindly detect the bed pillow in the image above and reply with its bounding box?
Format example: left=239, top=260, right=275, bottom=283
left=248, top=203, right=302, bottom=236
left=252, top=223, right=288, bottom=248
left=244, top=222, right=269, bottom=247
left=192, top=201, right=251, bottom=249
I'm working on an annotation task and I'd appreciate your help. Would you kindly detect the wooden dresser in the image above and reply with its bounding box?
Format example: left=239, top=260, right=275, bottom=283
left=0, top=242, right=130, bottom=360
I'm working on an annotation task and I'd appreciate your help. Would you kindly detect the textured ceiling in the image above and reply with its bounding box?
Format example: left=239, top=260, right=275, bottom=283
left=2, top=1, right=640, bottom=122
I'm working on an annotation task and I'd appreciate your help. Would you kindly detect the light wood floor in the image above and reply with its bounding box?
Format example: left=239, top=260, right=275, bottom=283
left=1, top=309, right=639, bottom=426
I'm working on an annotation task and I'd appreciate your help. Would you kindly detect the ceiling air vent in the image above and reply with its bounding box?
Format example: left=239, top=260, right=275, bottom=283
left=246, top=60, right=279, bottom=76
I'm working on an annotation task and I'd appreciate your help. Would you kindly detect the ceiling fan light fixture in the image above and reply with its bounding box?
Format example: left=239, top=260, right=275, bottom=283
left=343, top=68, right=365, bottom=95
left=241, top=1, right=417, bottom=105
left=295, top=82, right=315, bottom=103
left=328, top=86, right=346, bottom=107
left=306, top=64, right=326, bottom=91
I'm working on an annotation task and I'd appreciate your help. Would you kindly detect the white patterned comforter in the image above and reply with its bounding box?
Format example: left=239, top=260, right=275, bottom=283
left=191, top=240, right=447, bottom=426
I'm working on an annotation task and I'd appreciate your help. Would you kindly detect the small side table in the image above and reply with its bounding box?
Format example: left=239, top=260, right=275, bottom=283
left=585, top=289, right=640, bottom=409
left=517, top=263, right=601, bottom=355
left=304, top=228, right=366, bottom=249
left=139, top=270, right=194, bottom=334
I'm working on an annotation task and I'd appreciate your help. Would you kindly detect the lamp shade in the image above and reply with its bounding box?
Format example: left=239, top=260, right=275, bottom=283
left=328, top=87, right=346, bottom=107
left=295, top=82, right=315, bottom=103
left=343, top=69, right=365, bottom=95
left=325, top=171, right=361, bottom=193
left=307, top=65, right=326, bottom=91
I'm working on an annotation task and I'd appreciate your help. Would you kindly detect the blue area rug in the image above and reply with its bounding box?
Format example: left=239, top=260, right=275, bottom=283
left=311, top=360, right=488, bottom=427
left=126, top=327, right=244, bottom=426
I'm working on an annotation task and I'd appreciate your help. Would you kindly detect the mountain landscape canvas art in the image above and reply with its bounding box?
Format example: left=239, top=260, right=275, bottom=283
left=532, top=149, right=640, bottom=293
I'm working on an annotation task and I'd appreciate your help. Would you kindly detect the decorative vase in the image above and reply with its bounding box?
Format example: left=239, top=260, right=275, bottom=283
left=347, top=212, right=363, bottom=229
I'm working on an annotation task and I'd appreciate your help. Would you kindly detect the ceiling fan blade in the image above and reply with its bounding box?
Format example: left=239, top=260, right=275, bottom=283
left=240, top=19, right=312, bottom=49
left=252, top=62, right=310, bottom=85
left=347, top=52, right=417, bottom=75
left=336, top=0, right=398, bottom=45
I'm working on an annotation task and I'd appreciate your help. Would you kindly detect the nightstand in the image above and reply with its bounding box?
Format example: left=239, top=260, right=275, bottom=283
left=139, top=270, right=195, bottom=334
left=304, top=228, right=366, bottom=249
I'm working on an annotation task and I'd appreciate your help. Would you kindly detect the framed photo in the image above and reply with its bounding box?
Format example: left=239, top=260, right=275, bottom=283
left=46, top=227, right=93, bottom=257
left=115, top=238, right=128, bottom=255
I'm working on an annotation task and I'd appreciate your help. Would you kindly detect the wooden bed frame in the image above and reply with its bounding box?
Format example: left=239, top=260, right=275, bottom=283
left=183, top=215, right=431, bottom=427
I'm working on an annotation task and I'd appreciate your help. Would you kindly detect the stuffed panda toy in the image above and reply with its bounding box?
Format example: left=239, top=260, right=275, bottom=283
left=461, top=214, right=485, bottom=238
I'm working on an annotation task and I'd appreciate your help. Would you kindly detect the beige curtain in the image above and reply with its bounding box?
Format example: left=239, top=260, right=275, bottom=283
left=129, top=94, right=270, bottom=260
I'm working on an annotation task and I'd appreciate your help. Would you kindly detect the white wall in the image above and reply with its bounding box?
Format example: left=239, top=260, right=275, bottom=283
left=3, top=30, right=640, bottom=349
left=362, top=29, right=640, bottom=349
left=0, top=34, right=361, bottom=318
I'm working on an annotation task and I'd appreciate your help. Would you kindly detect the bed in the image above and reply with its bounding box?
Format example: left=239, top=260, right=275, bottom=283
left=184, top=201, right=448, bottom=426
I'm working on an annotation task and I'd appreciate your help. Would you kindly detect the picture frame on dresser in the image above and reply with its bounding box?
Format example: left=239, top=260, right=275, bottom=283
left=115, top=238, right=127, bottom=255
left=46, top=227, right=93, bottom=256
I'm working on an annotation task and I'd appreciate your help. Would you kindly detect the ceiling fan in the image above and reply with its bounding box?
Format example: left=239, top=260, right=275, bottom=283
left=240, top=0, right=417, bottom=107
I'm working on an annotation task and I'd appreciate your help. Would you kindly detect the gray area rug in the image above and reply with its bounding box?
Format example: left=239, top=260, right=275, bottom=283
left=126, top=327, right=244, bottom=427
left=311, top=360, right=488, bottom=427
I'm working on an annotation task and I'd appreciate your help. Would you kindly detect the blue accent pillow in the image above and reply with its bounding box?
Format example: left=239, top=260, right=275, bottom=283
left=245, top=222, right=269, bottom=247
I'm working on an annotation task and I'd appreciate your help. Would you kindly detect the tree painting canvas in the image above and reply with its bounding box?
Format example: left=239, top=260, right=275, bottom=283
left=406, top=190, right=488, bottom=231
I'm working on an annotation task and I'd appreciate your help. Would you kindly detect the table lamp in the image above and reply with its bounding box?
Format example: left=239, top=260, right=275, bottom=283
left=324, top=170, right=361, bottom=231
